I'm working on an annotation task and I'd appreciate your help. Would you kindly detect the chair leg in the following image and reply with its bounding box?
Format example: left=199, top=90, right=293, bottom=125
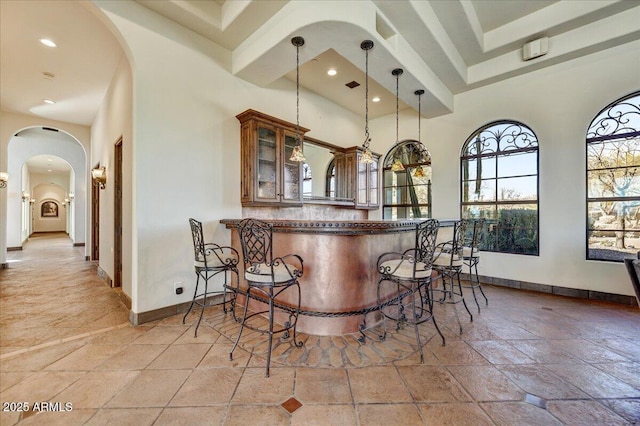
left=426, top=285, right=445, bottom=346
left=230, top=287, right=251, bottom=362
left=291, top=281, right=303, bottom=348
left=194, top=272, right=208, bottom=337
left=456, top=270, right=473, bottom=322
left=410, top=285, right=424, bottom=363
left=265, top=289, right=275, bottom=378
left=377, top=277, right=388, bottom=341
left=183, top=272, right=200, bottom=325
left=474, top=261, right=488, bottom=306
left=467, top=262, right=481, bottom=313
left=443, top=272, right=463, bottom=334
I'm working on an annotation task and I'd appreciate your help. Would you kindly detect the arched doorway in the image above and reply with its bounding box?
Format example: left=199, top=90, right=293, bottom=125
left=6, top=127, right=87, bottom=253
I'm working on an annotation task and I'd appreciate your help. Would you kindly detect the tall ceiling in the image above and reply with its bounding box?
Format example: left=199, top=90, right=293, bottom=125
left=1, top=0, right=638, bottom=126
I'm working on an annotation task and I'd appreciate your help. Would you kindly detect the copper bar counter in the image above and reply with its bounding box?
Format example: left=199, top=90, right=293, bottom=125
left=221, top=219, right=454, bottom=336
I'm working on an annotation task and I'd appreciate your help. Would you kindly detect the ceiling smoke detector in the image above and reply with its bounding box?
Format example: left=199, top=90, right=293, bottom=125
left=43, top=71, right=55, bottom=80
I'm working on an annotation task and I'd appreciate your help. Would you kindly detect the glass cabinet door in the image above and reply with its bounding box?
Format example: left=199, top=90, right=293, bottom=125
left=369, top=158, right=378, bottom=206
left=256, top=126, right=277, bottom=201
left=282, top=134, right=301, bottom=202
left=357, top=161, right=367, bottom=205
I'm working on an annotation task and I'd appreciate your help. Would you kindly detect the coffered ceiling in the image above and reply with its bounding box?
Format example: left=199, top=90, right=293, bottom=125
left=1, top=0, right=638, bottom=126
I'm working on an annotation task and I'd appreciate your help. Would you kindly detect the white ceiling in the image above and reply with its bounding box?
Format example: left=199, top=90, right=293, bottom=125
left=1, top=0, right=638, bottom=126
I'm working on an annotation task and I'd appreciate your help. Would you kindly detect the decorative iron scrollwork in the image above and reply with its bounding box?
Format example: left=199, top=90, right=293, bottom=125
left=587, top=92, right=640, bottom=142
left=463, top=121, right=538, bottom=158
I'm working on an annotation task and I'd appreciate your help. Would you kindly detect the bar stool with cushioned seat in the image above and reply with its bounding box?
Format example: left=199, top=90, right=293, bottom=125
left=462, top=218, right=488, bottom=312
left=433, top=219, right=473, bottom=334
left=230, top=218, right=304, bottom=377
left=377, top=219, right=445, bottom=363
left=184, top=218, right=239, bottom=337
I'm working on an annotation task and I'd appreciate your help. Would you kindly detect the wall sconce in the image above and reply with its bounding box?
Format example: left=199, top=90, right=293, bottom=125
left=92, top=166, right=106, bottom=189
left=21, top=191, right=30, bottom=201
left=0, top=172, right=7, bottom=188
left=68, top=192, right=75, bottom=201
left=29, top=197, right=35, bottom=204
left=64, top=198, right=70, bottom=204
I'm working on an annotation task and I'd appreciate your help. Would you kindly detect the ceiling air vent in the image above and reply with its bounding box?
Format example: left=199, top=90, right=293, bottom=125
left=42, top=127, right=59, bottom=132
left=345, top=81, right=360, bottom=89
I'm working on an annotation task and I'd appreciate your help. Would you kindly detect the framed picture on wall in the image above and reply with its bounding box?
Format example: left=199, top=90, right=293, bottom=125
left=41, top=201, right=59, bottom=218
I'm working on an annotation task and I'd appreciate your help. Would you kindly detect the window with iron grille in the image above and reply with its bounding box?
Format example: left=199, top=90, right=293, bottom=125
left=586, top=91, right=640, bottom=262
left=460, top=121, right=539, bottom=255
left=382, top=140, right=432, bottom=220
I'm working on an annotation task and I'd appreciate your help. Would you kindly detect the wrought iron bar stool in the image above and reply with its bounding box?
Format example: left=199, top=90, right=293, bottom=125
left=462, top=218, right=488, bottom=312
left=230, top=218, right=304, bottom=377
left=184, top=218, right=239, bottom=337
left=432, top=219, right=473, bottom=333
left=377, top=219, right=445, bottom=363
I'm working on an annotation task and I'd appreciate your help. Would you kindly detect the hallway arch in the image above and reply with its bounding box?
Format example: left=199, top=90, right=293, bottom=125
left=6, top=126, right=87, bottom=253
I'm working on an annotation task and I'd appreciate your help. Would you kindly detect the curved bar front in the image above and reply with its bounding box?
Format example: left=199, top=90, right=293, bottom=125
left=221, top=219, right=455, bottom=335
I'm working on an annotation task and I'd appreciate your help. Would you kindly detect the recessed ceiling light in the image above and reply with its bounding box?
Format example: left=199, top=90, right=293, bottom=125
left=372, top=97, right=381, bottom=103
left=39, top=38, right=57, bottom=48
left=47, top=169, right=52, bottom=172
left=327, top=69, right=337, bottom=76
left=47, top=159, right=53, bottom=162
left=43, top=99, right=56, bottom=104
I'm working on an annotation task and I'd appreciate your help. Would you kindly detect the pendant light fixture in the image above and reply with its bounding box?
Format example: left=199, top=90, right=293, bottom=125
left=289, top=36, right=306, bottom=162
left=390, top=68, right=405, bottom=172
left=359, top=40, right=374, bottom=164
left=413, top=89, right=426, bottom=178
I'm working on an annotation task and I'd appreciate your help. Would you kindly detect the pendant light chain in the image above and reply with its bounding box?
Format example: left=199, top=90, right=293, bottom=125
left=364, top=45, right=370, bottom=149
left=418, top=91, right=421, bottom=142
left=415, top=89, right=424, bottom=143
left=359, top=40, right=374, bottom=164
left=296, top=39, right=300, bottom=143
left=290, top=36, right=306, bottom=162
left=392, top=68, right=403, bottom=143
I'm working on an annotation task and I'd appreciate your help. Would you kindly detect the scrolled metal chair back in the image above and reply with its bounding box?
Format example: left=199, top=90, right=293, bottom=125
left=238, top=218, right=273, bottom=267
left=452, top=219, right=468, bottom=257
left=470, top=218, right=485, bottom=251
left=189, top=218, right=207, bottom=263
left=415, top=219, right=439, bottom=268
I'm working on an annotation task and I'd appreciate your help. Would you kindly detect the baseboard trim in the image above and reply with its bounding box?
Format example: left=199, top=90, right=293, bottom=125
left=7, top=246, right=22, bottom=251
left=1, top=263, right=7, bottom=269
left=130, top=294, right=225, bottom=325
left=463, top=273, right=638, bottom=307
left=116, top=289, right=132, bottom=310
left=73, top=242, right=85, bottom=247
left=96, top=266, right=112, bottom=287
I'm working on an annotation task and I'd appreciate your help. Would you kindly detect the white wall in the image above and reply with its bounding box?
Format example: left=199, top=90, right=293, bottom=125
left=90, top=53, right=133, bottom=299
left=32, top=184, right=67, bottom=232
left=370, top=40, right=640, bottom=297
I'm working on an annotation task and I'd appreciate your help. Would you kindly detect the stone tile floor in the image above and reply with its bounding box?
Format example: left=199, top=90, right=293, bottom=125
left=1, top=233, right=639, bottom=425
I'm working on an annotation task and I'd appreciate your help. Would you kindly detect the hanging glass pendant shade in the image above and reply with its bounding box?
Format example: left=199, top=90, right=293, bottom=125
left=290, top=145, right=305, bottom=162
left=389, top=68, right=405, bottom=172
left=413, top=165, right=425, bottom=177
left=290, top=36, right=306, bottom=162
left=391, top=159, right=405, bottom=172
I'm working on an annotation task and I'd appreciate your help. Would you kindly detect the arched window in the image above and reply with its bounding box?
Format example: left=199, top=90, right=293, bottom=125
left=586, top=91, right=640, bottom=262
left=460, top=121, right=539, bottom=255
left=382, top=140, right=432, bottom=219
left=325, top=159, right=336, bottom=198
